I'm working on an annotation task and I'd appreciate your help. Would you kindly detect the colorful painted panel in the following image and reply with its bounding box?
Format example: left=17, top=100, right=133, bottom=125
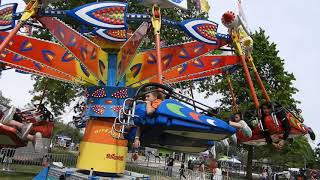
left=137, top=0, right=188, bottom=10
left=165, top=65, right=239, bottom=84
left=38, top=17, right=108, bottom=83
left=85, top=86, right=136, bottom=118
left=90, top=36, right=124, bottom=49
left=66, top=2, right=127, bottom=29
left=0, top=51, right=82, bottom=84
left=159, top=55, right=240, bottom=82
left=126, top=39, right=229, bottom=87
left=179, top=19, right=219, bottom=44
left=158, top=99, right=235, bottom=132
left=116, top=22, right=149, bottom=83
left=94, top=28, right=127, bottom=42
left=0, top=3, right=17, bottom=31
left=0, top=31, right=99, bottom=85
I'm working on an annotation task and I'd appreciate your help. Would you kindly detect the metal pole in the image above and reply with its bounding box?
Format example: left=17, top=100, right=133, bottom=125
left=0, top=23, right=22, bottom=53
left=226, top=77, right=239, bottom=112
left=152, top=5, right=163, bottom=84
left=0, top=0, right=39, bottom=53
left=232, top=30, right=260, bottom=109
left=155, top=34, right=163, bottom=84
left=247, top=54, right=271, bottom=102
left=189, top=82, right=197, bottom=111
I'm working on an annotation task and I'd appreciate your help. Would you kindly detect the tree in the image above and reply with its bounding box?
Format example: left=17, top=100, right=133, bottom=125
left=53, top=120, right=83, bottom=143
left=31, top=0, right=207, bottom=115
left=197, top=29, right=308, bottom=179
left=30, top=76, right=82, bottom=116
left=0, top=90, right=11, bottom=106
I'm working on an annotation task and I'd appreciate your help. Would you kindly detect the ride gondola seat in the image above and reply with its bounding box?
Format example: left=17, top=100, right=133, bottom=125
left=133, top=99, right=236, bottom=140
left=31, top=121, right=54, bottom=138
left=237, top=110, right=308, bottom=146
left=0, top=124, right=26, bottom=149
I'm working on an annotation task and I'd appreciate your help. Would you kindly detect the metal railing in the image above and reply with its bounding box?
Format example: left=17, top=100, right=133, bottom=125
left=1, top=148, right=238, bottom=179
left=126, top=162, right=230, bottom=180
left=0, top=148, right=77, bottom=173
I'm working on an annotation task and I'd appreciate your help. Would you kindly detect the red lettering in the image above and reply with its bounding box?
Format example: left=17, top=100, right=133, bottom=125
left=105, top=153, right=124, bottom=161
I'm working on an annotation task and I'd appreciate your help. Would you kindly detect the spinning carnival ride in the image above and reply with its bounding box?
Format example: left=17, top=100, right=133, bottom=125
left=0, top=0, right=312, bottom=176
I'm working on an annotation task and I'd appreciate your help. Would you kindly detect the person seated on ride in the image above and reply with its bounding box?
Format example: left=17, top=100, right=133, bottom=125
left=0, top=106, right=43, bottom=152
left=72, top=102, right=89, bottom=128
left=290, top=107, right=315, bottom=140
left=261, top=102, right=291, bottom=149
left=20, top=103, right=50, bottom=123
left=229, top=112, right=252, bottom=138
left=304, top=125, right=316, bottom=140
left=133, top=90, right=164, bottom=148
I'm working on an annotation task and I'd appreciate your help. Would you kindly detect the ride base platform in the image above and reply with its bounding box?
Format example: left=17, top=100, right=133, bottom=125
left=46, top=167, right=150, bottom=180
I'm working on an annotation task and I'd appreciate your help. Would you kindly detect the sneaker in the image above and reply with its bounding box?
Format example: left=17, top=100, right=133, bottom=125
left=307, top=127, right=316, bottom=140
left=210, top=145, right=216, bottom=159
left=20, top=123, right=33, bottom=140
left=34, top=132, right=43, bottom=153
left=52, top=162, right=64, bottom=168
left=0, top=106, right=16, bottom=124
left=239, top=120, right=252, bottom=138
left=221, top=138, right=229, bottom=148
left=230, top=134, right=237, bottom=144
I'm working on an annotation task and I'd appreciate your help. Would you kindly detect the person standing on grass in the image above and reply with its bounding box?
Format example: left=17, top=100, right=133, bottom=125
left=199, top=161, right=206, bottom=180
left=179, top=163, right=187, bottom=179
left=167, top=157, right=174, bottom=177
left=187, top=159, right=193, bottom=178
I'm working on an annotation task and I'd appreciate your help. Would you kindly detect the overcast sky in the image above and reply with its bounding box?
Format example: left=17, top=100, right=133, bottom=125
left=1, top=0, right=319, bottom=146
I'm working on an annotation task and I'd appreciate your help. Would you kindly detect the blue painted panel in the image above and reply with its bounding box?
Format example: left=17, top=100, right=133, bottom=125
left=133, top=99, right=236, bottom=135
left=85, top=86, right=136, bottom=118
left=107, top=53, right=117, bottom=86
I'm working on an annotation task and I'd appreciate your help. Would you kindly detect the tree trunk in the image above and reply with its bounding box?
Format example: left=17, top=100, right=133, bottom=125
left=246, top=146, right=253, bottom=180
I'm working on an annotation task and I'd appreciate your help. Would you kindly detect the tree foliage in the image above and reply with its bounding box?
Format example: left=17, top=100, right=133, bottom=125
left=30, top=76, right=82, bottom=116
left=0, top=91, right=11, bottom=106
left=52, top=119, right=83, bottom=143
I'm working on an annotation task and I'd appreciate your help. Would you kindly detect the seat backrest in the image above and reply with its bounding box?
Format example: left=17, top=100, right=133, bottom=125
left=0, top=124, right=26, bottom=148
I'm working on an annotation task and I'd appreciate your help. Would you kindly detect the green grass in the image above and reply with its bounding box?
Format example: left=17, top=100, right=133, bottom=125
left=0, top=165, right=42, bottom=180
left=50, top=148, right=77, bottom=155
left=0, top=172, right=36, bottom=180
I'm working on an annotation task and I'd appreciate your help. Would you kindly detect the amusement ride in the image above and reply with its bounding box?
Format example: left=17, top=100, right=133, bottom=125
left=0, top=0, right=314, bottom=179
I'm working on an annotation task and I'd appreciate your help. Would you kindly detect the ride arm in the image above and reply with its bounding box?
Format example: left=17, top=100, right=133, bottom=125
left=0, top=0, right=39, bottom=53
